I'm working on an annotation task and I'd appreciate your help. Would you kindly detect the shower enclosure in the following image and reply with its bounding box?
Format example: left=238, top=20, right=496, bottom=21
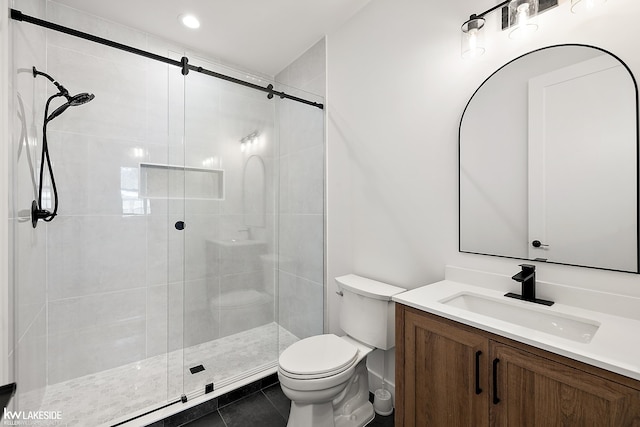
left=8, top=2, right=325, bottom=426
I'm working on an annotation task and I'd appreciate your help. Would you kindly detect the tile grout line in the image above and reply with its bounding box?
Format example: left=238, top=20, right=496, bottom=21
left=218, top=409, right=229, bottom=427
left=261, top=389, right=287, bottom=422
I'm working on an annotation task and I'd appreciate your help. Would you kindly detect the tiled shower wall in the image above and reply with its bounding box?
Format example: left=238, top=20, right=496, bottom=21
left=39, top=1, right=280, bottom=385
left=10, top=0, right=47, bottom=413
left=10, top=0, right=324, bottom=399
left=275, top=39, right=326, bottom=339
left=43, top=3, right=170, bottom=384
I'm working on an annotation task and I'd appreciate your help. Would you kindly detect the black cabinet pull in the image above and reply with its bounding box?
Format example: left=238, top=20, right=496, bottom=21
left=175, top=221, right=185, bottom=230
left=492, top=358, right=500, bottom=404
left=475, top=351, right=482, bottom=395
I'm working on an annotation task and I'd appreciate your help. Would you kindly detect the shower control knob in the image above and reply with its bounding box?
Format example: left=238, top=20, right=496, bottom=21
left=175, top=221, right=185, bottom=231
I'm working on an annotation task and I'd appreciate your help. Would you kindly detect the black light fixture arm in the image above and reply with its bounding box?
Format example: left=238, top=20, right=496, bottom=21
left=470, top=0, right=511, bottom=21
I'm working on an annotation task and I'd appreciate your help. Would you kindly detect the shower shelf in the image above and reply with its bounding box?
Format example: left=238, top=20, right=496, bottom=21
left=139, top=162, right=225, bottom=200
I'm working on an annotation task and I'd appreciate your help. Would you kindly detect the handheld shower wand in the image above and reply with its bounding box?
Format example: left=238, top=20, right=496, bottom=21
left=31, top=66, right=94, bottom=228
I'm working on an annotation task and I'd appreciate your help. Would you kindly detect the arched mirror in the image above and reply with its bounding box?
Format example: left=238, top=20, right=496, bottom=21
left=459, top=44, right=639, bottom=273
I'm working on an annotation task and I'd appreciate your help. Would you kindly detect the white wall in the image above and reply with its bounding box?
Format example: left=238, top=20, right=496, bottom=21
left=327, top=0, right=640, bottom=395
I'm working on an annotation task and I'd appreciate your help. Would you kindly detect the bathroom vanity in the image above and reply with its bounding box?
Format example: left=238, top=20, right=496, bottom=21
left=393, top=267, right=640, bottom=426
left=434, top=41, right=640, bottom=425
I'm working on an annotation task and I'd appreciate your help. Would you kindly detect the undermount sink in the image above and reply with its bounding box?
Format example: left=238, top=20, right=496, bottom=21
left=440, top=292, right=600, bottom=343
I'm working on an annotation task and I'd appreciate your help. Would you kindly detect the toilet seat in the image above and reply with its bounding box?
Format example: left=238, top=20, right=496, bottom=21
left=279, top=334, right=358, bottom=379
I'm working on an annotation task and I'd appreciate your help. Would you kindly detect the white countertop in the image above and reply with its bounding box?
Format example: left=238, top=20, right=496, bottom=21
left=393, top=278, right=640, bottom=381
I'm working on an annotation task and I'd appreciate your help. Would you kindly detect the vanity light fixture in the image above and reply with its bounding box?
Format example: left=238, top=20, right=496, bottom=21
left=240, top=131, right=259, bottom=153
left=179, top=13, right=200, bottom=29
left=508, top=0, right=539, bottom=39
left=461, top=16, right=486, bottom=59
left=571, top=0, right=607, bottom=13
left=462, top=0, right=549, bottom=58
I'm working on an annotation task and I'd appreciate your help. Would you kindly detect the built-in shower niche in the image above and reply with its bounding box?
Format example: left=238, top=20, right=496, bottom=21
left=139, top=162, right=225, bottom=200
left=206, top=239, right=275, bottom=339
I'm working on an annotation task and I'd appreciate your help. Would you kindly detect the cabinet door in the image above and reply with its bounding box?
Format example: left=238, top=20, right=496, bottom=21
left=403, top=310, right=489, bottom=427
left=491, top=342, right=640, bottom=427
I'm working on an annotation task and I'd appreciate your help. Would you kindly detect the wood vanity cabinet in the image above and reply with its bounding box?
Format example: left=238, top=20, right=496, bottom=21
left=395, top=304, right=640, bottom=427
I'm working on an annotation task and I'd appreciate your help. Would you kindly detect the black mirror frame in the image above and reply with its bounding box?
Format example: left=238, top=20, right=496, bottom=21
left=458, top=43, right=640, bottom=274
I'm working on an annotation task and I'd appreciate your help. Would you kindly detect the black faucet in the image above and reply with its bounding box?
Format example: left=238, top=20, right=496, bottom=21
left=505, top=264, right=554, bottom=306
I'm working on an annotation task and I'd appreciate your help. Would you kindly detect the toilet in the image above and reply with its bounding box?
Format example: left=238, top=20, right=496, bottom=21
left=278, top=274, right=406, bottom=427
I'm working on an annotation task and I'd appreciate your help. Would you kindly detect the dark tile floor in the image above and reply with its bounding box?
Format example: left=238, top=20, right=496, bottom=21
left=180, top=383, right=395, bottom=427
left=146, top=373, right=394, bottom=427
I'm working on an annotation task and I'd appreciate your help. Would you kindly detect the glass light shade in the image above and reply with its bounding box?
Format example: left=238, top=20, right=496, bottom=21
left=508, top=0, right=539, bottom=39
left=571, top=0, right=608, bottom=13
left=461, top=17, right=486, bottom=59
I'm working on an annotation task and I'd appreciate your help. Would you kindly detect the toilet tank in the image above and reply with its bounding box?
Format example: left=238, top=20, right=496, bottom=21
left=336, top=274, right=406, bottom=350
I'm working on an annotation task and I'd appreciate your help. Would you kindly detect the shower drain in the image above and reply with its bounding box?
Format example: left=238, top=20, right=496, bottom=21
left=189, top=365, right=205, bottom=374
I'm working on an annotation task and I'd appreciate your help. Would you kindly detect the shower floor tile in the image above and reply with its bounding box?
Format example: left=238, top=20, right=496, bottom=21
left=38, top=323, right=298, bottom=427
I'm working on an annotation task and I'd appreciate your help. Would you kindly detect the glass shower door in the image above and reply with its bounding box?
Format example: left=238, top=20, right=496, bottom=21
left=168, top=54, right=280, bottom=401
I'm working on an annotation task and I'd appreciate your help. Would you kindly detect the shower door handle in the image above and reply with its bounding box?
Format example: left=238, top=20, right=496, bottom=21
left=175, top=221, right=185, bottom=230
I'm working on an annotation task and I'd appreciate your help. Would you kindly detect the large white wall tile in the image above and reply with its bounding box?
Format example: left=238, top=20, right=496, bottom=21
left=279, top=214, right=324, bottom=284
left=48, top=288, right=146, bottom=335
left=16, top=308, right=46, bottom=412
left=48, top=316, right=146, bottom=384
left=278, top=271, right=323, bottom=339
left=47, top=289, right=147, bottom=382
left=46, top=287, right=146, bottom=384
left=146, top=284, right=168, bottom=357
left=15, top=218, right=46, bottom=340
left=47, top=215, right=147, bottom=300
left=275, top=41, right=325, bottom=337
left=277, top=39, right=326, bottom=91
left=46, top=44, right=147, bottom=142
left=287, top=145, right=324, bottom=215
left=45, top=131, right=158, bottom=216
left=182, top=279, right=216, bottom=347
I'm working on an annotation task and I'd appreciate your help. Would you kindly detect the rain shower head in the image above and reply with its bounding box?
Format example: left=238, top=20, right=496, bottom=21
left=69, top=92, right=95, bottom=106
left=47, top=92, right=95, bottom=122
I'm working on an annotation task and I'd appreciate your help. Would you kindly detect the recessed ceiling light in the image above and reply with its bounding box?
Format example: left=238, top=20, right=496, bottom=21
left=179, top=14, right=200, bottom=29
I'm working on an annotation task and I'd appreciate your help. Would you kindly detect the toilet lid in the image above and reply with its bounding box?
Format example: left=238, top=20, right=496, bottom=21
left=279, top=334, right=358, bottom=377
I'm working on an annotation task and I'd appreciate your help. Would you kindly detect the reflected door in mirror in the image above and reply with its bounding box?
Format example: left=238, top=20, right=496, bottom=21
left=459, top=44, right=638, bottom=273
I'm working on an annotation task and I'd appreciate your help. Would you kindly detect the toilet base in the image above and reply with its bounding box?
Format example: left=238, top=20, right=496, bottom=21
left=286, top=401, right=374, bottom=427
left=287, top=401, right=334, bottom=427
left=284, top=360, right=375, bottom=427
left=334, top=401, right=374, bottom=427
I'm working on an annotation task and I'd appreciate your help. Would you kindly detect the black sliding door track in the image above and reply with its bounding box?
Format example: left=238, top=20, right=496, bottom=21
left=10, top=8, right=324, bottom=110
